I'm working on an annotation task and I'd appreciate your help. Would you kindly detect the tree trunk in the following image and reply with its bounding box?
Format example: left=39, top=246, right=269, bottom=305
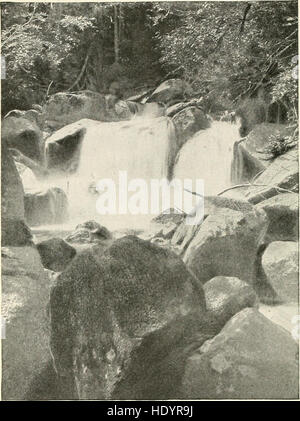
left=114, top=5, right=119, bottom=64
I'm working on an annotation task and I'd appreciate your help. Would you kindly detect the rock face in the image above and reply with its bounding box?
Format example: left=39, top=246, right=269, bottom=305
left=1, top=140, right=32, bottom=246
left=2, top=246, right=51, bottom=400
left=2, top=219, right=33, bottom=247
left=255, top=193, right=299, bottom=242
left=49, top=236, right=206, bottom=399
left=262, top=241, right=299, bottom=303
left=36, top=238, right=76, bottom=272
left=1, top=139, right=25, bottom=221
left=2, top=116, right=43, bottom=162
left=172, top=106, right=210, bottom=145
left=45, top=120, right=87, bottom=172
left=204, top=276, right=257, bottom=325
left=184, top=207, right=268, bottom=285
left=246, top=147, right=298, bottom=204
left=181, top=308, right=299, bottom=399
left=43, top=91, right=112, bottom=131
left=147, top=79, right=184, bottom=105
left=24, top=187, right=68, bottom=226
left=231, top=123, right=291, bottom=184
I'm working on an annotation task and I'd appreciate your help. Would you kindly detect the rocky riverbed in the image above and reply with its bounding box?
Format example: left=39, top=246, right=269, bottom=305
left=1, top=78, right=299, bottom=400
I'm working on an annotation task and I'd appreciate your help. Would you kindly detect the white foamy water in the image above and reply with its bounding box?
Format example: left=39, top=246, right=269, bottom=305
left=23, top=118, right=240, bottom=232
left=174, top=121, right=240, bottom=196
left=55, top=116, right=177, bottom=231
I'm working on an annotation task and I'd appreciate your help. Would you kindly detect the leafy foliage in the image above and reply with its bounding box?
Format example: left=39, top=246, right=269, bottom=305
left=1, top=1, right=298, bottom=125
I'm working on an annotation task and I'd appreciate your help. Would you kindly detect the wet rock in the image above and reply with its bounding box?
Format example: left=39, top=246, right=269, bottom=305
left=246, top=147, right=298, bottom=204
left=49, top=236, right=206, bottom=399
left=255, top=193, right=299, bottom=242
left=65, top=220, right=112, bottom=244
left=147, top=79, right=185, bottom=105
left=2, top=246, right=51, bottom=400
left=231, top=123, right=291, bottom=184
left=24, top=187, right=68, bottom=227
left=36, top=238, right=76, bottom=272
left=204, top=276, right=257, bottom=325
left=166, top=98, right=203, bottom=117
left=181, top=308, right=298, bottom=399
left=2, top=116, right=43, bottom=162
left=45, top=120, right=87, bottom=172
left=262, top=241, right=299, bottom=303
left=172, top=106, right=210, bottom=145
left=184, top=207, right=268, bottom=285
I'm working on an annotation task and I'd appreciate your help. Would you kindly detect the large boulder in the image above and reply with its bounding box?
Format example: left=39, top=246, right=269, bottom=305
left=184, top=207, right=268, bottom=285
left=5, top=108, right=44, bottom=129
left=246, top=146, right=298, bottom=204
left=24, top=187, right=68, bottom=226
left=231, top=123, right=291, bottom=184
left=204, top=276, right=257, bottom=326
left=255, top=193, right=299, bottom=242
left=172, top=106, right=210, bottom=145
left=45, top=120, right=87, bottom=172
left=1, top=139, right=32, bottom=246
left=171, top=196, right=254, bottom=254
left=49, top=236, right=207, bottom=399
left=147, top=79, right=185, bottom=105
left=262, top=241, right=299, bottom=303
left=181, top=308, right=298, bottom=399
left=1, top=139, right=25, bottom=221
left=2, top=246, right=51, bottom=400
left=36, top=238, right=76, bottom=272
left=43, top=91, right=113, bottom=131
left=2, top=219, right=33, bottom=247
left=2, top=116, right=43, bottom=162
left=166, top=98, right=204, bottom=117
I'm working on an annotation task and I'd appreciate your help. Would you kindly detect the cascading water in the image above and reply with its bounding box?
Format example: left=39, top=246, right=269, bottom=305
left=24, top=116, right=240, bottom=233
left=173, top=120, right=240, bottom=197
left=62, top=116, right=177, bottom=231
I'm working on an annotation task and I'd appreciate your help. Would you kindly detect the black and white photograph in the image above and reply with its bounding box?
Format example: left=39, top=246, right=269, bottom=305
left=1, top=0, right=299, bottom=402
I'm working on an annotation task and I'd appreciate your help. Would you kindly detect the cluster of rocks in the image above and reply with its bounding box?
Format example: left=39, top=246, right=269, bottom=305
left=1, top=78, right=299, bottom=400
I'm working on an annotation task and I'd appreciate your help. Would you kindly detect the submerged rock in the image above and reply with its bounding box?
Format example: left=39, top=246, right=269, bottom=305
left=181, top=308, right=298, bottom=399
left=204, top=276, right=257, bottom=325
left=49, top=236, right=206, bottom=399
left=37, top=238, right=76, bottom=272
left=262, top=241, right=299, bottom=303
left=2, top=246, right=51, bottom=400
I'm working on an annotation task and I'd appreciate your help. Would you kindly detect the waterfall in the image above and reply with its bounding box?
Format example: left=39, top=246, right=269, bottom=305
left=63, top=116, right=177, bottom=230
left=173, top=121, right=240, bottom=197
left=27, top=118, right=240, bottom=232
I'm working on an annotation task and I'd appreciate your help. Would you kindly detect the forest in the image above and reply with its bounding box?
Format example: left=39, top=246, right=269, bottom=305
left=1, top=1, right=298, bottom=123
